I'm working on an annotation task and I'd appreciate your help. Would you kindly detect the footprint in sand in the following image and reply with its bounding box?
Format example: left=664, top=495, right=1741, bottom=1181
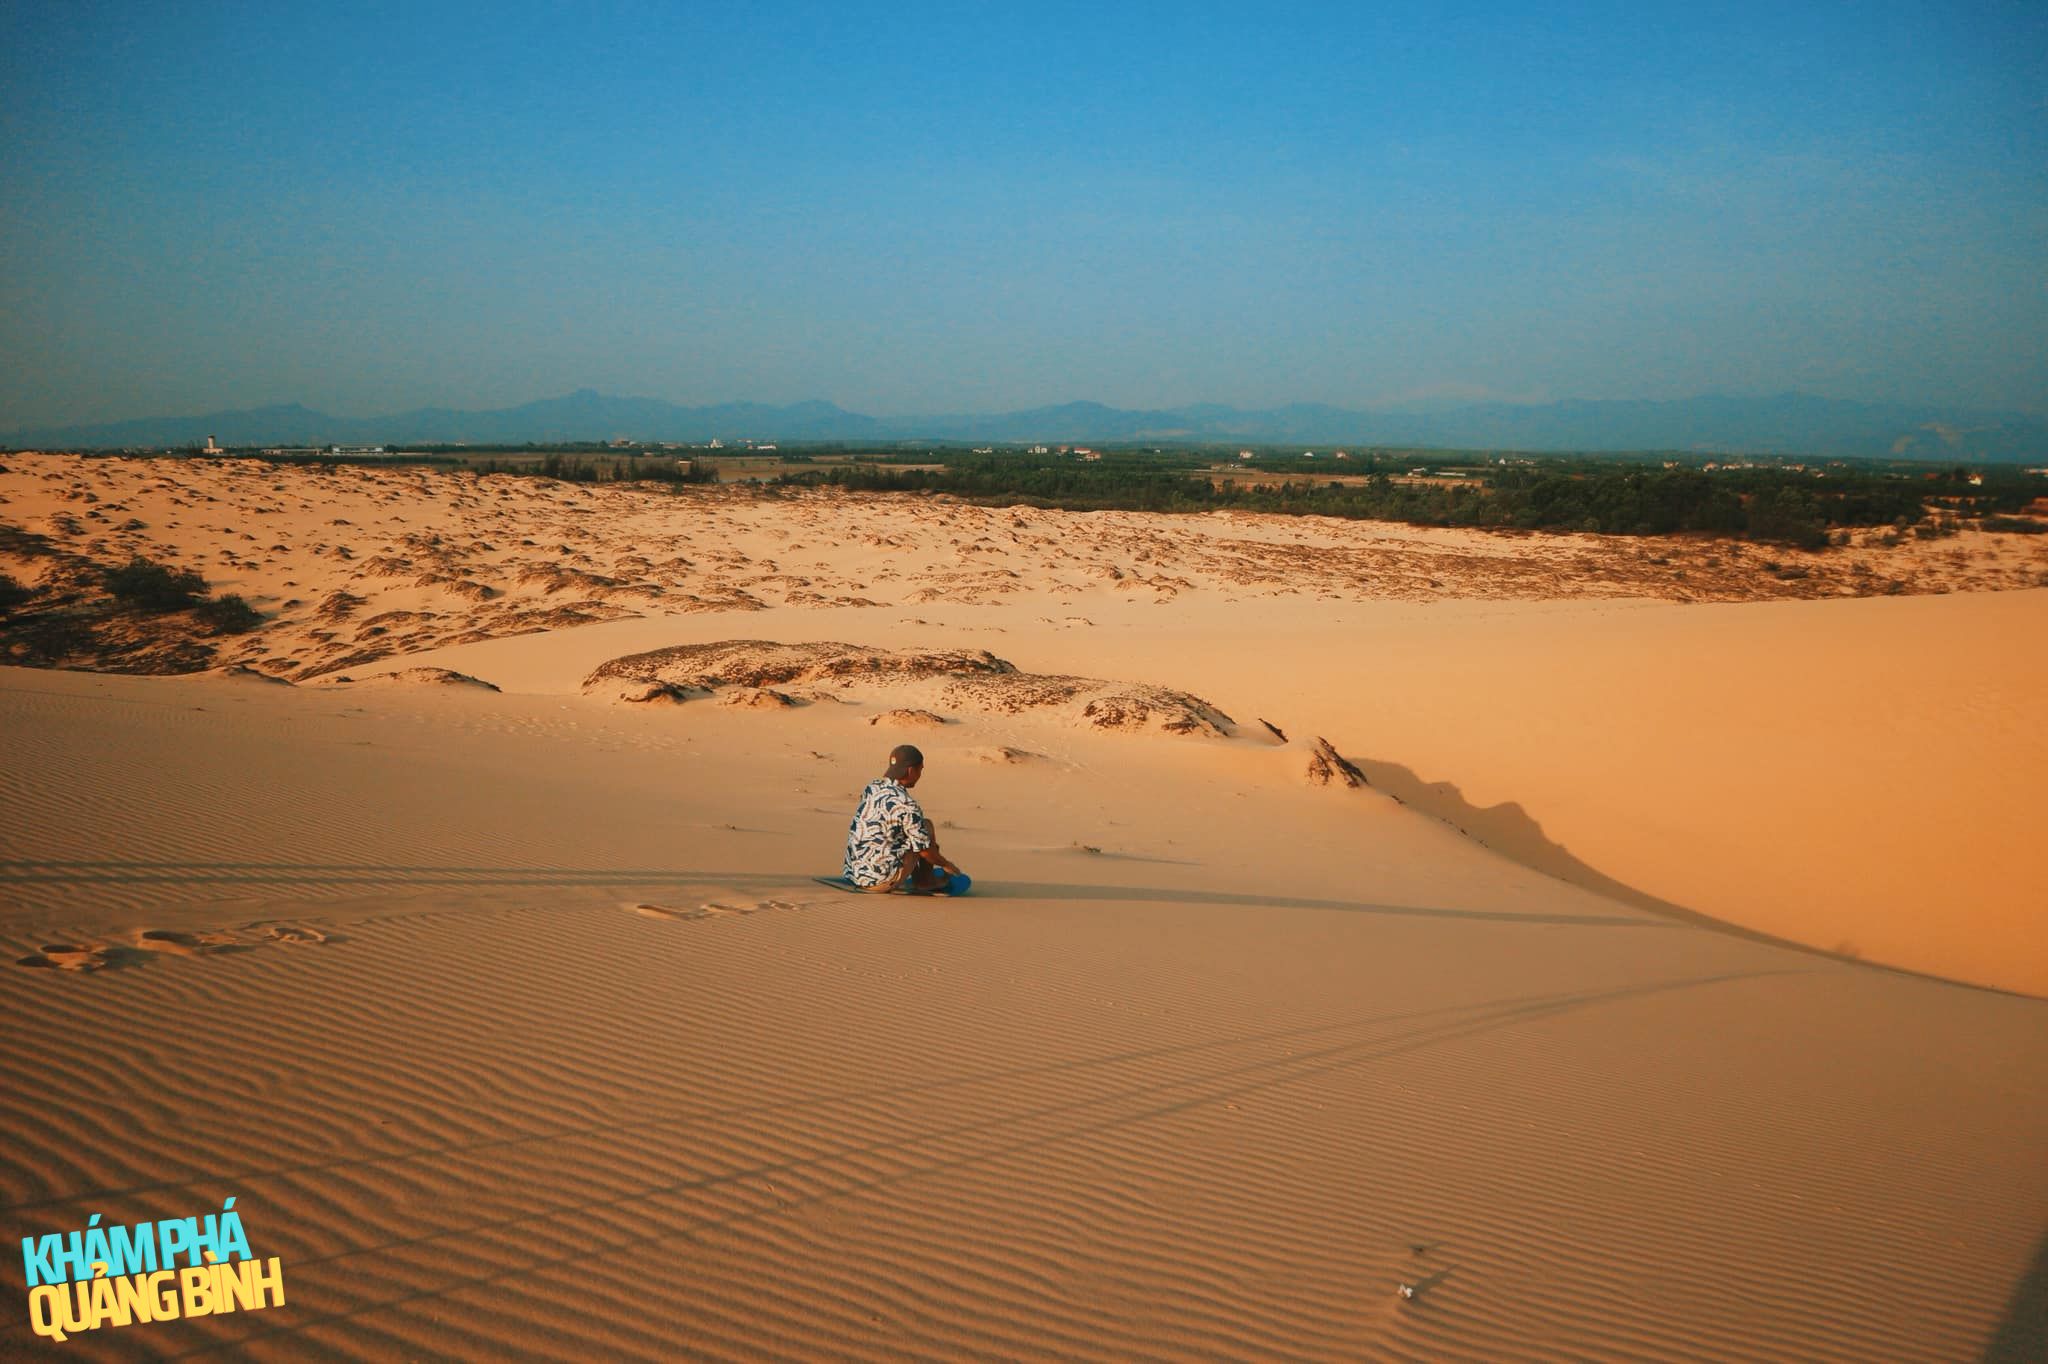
left=245, top=921, right=338, bottom=946
left=627, top=898, right=803, bottom=922
left=631, top=902, right=715, bottom=921
left=132, top=929, right=249, bottom=956
left=14, top=943, right=123, bottom=972
left=12, top=921, right=336, bottom=972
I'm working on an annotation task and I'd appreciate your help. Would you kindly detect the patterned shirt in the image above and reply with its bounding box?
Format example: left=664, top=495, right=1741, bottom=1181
left=844, top=778, right=933, bottom=887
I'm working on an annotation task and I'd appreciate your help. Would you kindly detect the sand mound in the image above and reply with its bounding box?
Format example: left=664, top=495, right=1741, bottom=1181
left=586, top=640, right=1233, bottom=738
left=974, top=744, right=1050, bottom=764
left=1079, top=685, right=1233, bottom=736
left=322, top=666, right=501, bottom=691
left=416, top=574, right=499, bottom=602
left=209, top=663, right=292, bottom=685
left=614, top=681, right=696, bottom=704
left=939, top=671, right=1235, bottom=737
left=585, top=639, right=1013, bottom=692
left=1306, top=736, right=1369, bottom=787
left=315, top=589, right=366, bottom=621
left=870, top=707, right=950, bottom=727
left=718, top=686, right=798, bottom=708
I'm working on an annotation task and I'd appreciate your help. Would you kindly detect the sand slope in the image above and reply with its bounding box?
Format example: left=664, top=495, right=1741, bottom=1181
left=3, top=665, right=2045, bottom=1362
left=375, top=586, right=2047, bottom=998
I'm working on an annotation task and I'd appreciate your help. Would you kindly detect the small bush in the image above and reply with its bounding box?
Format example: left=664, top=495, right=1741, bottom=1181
left=104, top=556, right=206, bottom=611
left=0, top=571, right=32, bottom=612
left=195, top=594, right=263, bottom=633
left=1983, top=515, right=2048, bottom=535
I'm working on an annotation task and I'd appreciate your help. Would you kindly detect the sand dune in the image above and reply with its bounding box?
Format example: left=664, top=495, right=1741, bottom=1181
left=5, top=454, right=2044, bottom=685
left=2, top=454, right=2045, bottom=1361
left=580, top=638, right=1240, bottom=739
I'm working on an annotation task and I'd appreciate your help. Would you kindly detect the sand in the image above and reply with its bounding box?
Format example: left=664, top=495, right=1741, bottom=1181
left=2, top=454, right=2044, bottom=1361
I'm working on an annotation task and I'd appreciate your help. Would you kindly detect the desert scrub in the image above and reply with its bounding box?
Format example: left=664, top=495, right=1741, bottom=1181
left=104, top=556, right=206, bottom=611
left=195, top=594, right=263, bottom=633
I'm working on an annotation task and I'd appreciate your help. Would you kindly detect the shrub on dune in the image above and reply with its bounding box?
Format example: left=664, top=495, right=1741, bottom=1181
left=104, top=556, right=206, bottom=611
left=196, top=594, right=263, bottom=633
left=101, top=556, right=264, bottom=633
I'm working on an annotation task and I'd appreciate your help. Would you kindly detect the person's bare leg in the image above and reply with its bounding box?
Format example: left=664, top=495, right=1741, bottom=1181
left=905, top=862, right=951, bottom=894
left=868, top=849, right=936, bottom=894
left=863, top=852, right=916, bottom=893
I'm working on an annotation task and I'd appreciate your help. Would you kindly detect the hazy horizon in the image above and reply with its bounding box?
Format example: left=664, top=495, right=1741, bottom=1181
left=4, top=2, right=2044, bottom=427
left=10, top=383, right=2048, bottom=435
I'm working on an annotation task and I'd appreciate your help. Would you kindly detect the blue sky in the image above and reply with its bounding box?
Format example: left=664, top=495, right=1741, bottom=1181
left=2, top=0, right=2043, bottom=424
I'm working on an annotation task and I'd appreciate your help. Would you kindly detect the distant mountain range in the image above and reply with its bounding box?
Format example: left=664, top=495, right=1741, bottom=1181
left=7, top=389, right=2045, bottom=462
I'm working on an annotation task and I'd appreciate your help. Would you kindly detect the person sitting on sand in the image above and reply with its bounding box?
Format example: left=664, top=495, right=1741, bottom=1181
left=844, top=744, right=970, bottom=895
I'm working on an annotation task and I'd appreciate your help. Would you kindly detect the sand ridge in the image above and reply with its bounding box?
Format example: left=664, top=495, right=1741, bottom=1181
left=582, top=639, right=1238, bottom=738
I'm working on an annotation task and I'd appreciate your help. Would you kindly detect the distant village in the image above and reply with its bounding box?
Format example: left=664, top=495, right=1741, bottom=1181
left=110, top=434, right=2048, bottom=494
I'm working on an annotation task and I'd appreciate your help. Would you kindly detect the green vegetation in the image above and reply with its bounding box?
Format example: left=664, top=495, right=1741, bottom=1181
left=195, top=594, right=263, bottom=633
left=255, top=452, right=463, bottom=469
left=59, top=443, right=2041, bottom=550
left=101, top=556, right=263, bottom=631
left=773, top=451, right=1955, bottom=548
left=104, top=556, right=207, bottom=611
left=471, top=453, right=714, bottom=484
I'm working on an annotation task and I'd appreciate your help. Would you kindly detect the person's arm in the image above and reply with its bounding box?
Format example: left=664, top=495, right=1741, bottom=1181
left=914, top=817, right=959, bottom=875
left=873, top=847, right=952, bottom=892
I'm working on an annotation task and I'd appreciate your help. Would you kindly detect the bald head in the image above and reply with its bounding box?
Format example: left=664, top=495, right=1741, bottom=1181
left=885, top=745, right=925, bottom=783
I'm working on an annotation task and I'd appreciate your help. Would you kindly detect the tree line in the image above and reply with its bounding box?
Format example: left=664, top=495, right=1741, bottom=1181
left=773, top=455, right=1947, bottom=548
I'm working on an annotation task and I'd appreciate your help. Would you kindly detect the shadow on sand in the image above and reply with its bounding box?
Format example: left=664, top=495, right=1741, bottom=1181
left=0, top=856, right=1668, bottom=931
left=982, top=881, right=1662, bottom=929
left=1340, top=752, right=2033, bottom=997
left=1350, top=754, right=1735, bottom=930
left=1984, top=1225, right=2048, bottom=1363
